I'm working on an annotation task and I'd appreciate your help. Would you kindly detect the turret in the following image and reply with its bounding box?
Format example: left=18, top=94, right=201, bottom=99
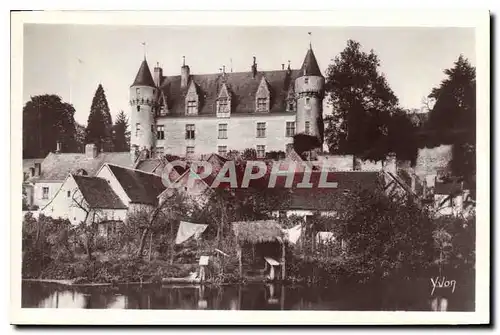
left=294, top=45, right=325, bottom=146
left=130, top=58, right=157, bottom=161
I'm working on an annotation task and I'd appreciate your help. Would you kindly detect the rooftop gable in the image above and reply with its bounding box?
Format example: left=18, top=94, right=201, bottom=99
left=159, top=69, right=300, bottom=117
left=72, top=174, right=127, bottom=209
left=107, top=164, right=167, bottom=205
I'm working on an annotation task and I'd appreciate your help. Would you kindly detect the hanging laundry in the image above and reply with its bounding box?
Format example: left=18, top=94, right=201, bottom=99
left=282, top=224, right=302, bottom=244
left=175, top=221, right=208, bottom=244
left=315, top=231, right=335, bottom=244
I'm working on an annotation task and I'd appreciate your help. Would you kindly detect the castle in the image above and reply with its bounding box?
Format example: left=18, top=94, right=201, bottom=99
left=128, top=44, right=325, bottom=161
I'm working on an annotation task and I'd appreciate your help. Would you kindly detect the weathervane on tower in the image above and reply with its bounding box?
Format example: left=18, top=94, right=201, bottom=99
left=308, top=32, right=312, bottom=49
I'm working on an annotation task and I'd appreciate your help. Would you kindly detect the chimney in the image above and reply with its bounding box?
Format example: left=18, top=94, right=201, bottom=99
left=154, top=62, right=163, bottom=87
left=222, top=65, right=226, bottom=76
left=56, top=141, right=61, bottom=153
left=34, top=163, right=41, bottom=177
left=181, top=56, right=190, bottom=88
left=383, top=152, right=397, bottom=176
left=85, top=143, right=98, bottom=159
left=252, top=56, right=257, bottom=78
left=282, top=64, right=284, bottom=70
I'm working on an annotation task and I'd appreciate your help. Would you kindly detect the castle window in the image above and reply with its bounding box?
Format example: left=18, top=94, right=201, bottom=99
left=288, top=102, right=294, bottom=112
left=306, top=97, right=310, bottom=105
left=256, top=145, right=266, bottom=159
left=217, top=98, right=230, bottom=115
left=304, top=78, right=309, bottom=84
left=135, top=123, right=141, bottom=137
left=136, top=88, right=140, bottom=97
left=185, top=124, right=195, bottom=140
left=218, top=124, right=228, bottom=139
left=257, top=98, right=268, bottom=112
left=218, top=146, right=227, bottom=157
left=186, top=100, right=198, bottom=115
left=67, top=190, right=71, bottom=198
left=137, top=105, right=141, bottom=112
left=42, top=187, right=49, bottom=200
left=286, top=143, right=294, bottom=153
left=151, top=125, right=154, bottom=133
left=256, top=122, right=266, bottom=138
left=186, top=146, right=195, bottom=158
left=156, top=125, right=165, bottom=140
left=305, top=121, right=310, bottom=135
left=286, top=122, right=295, bottom=137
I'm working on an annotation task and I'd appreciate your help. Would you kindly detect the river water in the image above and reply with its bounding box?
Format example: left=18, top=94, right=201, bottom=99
left=22, top=278, right=474, bottom=311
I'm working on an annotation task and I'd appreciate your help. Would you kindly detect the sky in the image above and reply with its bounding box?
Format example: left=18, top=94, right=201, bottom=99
left=23, top=24, right=475, bottom=126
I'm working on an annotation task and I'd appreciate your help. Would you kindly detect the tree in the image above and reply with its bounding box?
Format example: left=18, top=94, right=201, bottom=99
left=23, top=95, right=78, bottom=158
left=293, top=134, right=321, bottom=160
left=112, top=110, right=131, bottom=152
left=74, top=122, right=86, bottom=153
left=425, top=55, right=476, bottom=184
left=338, top=188, right=435, bottom=279
left=324, top=40, right=399, bottom=161
left=85, top=84, right=113, bottom=152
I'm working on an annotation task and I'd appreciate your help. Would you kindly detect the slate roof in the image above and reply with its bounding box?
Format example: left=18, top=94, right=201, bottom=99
left=435, top=181, right=463, bottom=195
left=300, top=47, right=322, bottom=77
left=131, top=59, right=156, bottom=87
left=282, top=171, right=382, bottom=211
left=72, top=174, right=127, bottom=209
left=107, top=164, right=167, bottom=205
left=37, top=152, right=132, bottom=182
left=157, top=69, right=301, bottom=117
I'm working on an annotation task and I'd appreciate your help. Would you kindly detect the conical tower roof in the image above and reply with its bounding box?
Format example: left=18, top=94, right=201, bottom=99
left=131, top=59, right=156, bottom=87
left=299, top=47, right=322, bottom=77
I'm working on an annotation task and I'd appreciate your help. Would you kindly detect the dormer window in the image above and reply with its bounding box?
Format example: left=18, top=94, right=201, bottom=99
left=218, top=98, right=229, bottom=114
left=257, top=98, right=268, bottom=112
left=136, top=88, right=141, bottom=97
left=185, top=80, right=199, bottom=115
left=186, top=100, right=197, bottom=115
left=255, top=76, right=270, bottom=113
left=217, top=83, right=231, bottom=117
left=304, top=78, right=309, bottom=84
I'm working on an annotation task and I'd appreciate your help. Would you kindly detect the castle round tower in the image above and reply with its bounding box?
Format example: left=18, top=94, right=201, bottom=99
left=130, top=58, right=157, bottom=161
left=294, top=46, right=325, bottom=146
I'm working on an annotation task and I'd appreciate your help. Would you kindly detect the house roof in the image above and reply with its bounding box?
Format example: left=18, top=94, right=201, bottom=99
left=131, top=59, right=156, bottom=87
left=283, top=171, right=382, bottom=211
left=435, top=181, right=463, bottom=195
left=135, top=158, right=190, bottom=178
left=107, top=164, right=166, bottom=205
left=36, top=152, right=132, bottom=182
left=158, top=68, right=301, bottom=117
left=299, top=47, right=322, bottom=77
left=72, top=174, right=127, bottom=209
left=232, top=220, right=283, bottom=244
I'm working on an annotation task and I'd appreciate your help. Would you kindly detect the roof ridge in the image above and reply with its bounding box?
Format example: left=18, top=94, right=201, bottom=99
left=106, top=163, right=163, bottom=177
left=160, top=68, right=301, bottom=78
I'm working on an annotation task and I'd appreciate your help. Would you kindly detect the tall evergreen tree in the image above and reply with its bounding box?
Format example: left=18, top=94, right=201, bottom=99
left=324, top=40, right=400, bottom=161
left=23, top=94, right=78, bottom=158
left=112, top=110, right=130, bottom=152
left=85, top=84, right=113, bottom=152
left=74, top=122, right=86, bottom=153
left=425, top=55, right=476, bottom=184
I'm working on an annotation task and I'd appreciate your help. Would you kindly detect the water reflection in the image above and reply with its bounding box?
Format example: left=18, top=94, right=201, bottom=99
left=21, top=279, right=474, bottom=311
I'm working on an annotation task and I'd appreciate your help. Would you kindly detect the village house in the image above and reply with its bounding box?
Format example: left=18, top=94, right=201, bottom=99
left=27, top=144, right=131, bottom=209
left=22, top=158, right=44, bottom=208
left=40, top=163, right=167, bottom=235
